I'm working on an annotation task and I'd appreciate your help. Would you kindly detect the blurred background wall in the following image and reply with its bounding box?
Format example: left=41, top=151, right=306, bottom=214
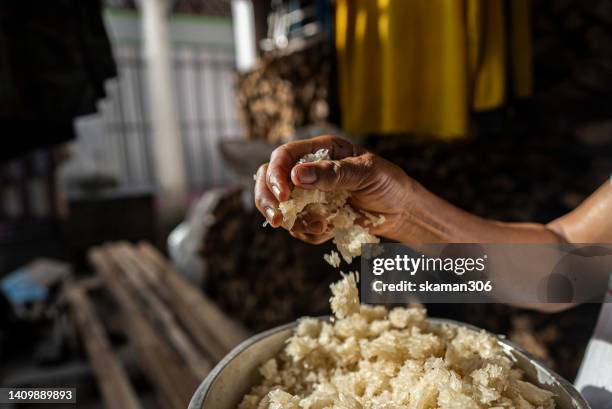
left=62, top=8, right=242, bottom=192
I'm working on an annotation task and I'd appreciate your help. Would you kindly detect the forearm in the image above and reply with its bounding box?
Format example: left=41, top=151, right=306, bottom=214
left=387, top=180, right=612, bottom=313
left=389, top=181, right=580, bottom=313
left=547, top=181, right=612, bottom=243
left=389, top=180, right=564, bottom=244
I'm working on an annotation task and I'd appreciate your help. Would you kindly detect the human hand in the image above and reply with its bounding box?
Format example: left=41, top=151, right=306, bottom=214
left=254, top=135, right=414, bottom=244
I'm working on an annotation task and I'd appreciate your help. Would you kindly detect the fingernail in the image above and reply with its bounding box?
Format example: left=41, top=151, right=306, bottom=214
left=272, top=185, right=281, bottom=199
left=296, top=166, right=317, bottom=184
left=265, top=207, right=276, bottom=222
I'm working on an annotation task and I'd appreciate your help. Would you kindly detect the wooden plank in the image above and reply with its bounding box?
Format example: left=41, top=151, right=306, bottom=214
left=105, top=242, right=212, bottom=378
left=65, top=284, right=142, bottom=409
left=115, top=242, right=226, bottom=362
left=136, top=242, right=250, bottom=355
left=88, top=248, right=198, bottom=409
left=78, top=275, right=103, bottom=291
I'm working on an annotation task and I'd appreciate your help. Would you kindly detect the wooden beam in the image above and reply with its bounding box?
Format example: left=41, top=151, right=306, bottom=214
left=78, top=276, right=103, bottom=291
left=65, top=284, right=142, bottom=409
left=88, top=248, right=198, bottom=409
left=137, top=242, right=250, bottom=355
left=105, top=242, right=212, bottom=378
left=115, top=242, right=226, bottom=361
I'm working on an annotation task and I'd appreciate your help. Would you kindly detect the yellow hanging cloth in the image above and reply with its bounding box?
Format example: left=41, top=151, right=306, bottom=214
left=336, top=0, right=532, bottom=139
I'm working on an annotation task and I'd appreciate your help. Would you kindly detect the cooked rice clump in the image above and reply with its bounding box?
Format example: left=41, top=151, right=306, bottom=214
left=278, top=149, right=385, bottom=264
left=323, top=250, right=341, bottom=268
left=237, top=273, right=556, bottom=409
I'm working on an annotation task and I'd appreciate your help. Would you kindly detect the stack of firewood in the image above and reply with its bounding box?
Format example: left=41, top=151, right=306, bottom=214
left=64, top=242, right=250, bottom=409
left=237, top=45, right=331, bottom=143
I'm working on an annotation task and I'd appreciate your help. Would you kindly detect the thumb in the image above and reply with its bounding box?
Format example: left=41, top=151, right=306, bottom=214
left=290, top=154, right=375, bottom=192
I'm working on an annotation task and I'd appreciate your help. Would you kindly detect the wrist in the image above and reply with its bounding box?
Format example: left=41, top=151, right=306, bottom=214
left=382, top=176, right=421, bottom=242
left=388, top=178, right=460, bottom=244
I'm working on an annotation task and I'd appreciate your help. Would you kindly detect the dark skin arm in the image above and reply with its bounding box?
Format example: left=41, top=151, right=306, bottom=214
left=254, top=135, right=612, bottom=310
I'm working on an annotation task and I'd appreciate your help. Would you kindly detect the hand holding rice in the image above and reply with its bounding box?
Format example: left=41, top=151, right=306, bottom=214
left=254, top=135, right=414, bottom=254
left=278, top=149, right=385, bottom=264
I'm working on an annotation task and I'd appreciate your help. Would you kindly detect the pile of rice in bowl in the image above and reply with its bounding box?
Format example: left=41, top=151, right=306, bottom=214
left=237, top=273, right=555, bottom=409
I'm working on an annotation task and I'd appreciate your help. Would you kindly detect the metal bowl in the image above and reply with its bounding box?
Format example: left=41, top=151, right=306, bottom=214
left=189, top=318, right=590, bottom=409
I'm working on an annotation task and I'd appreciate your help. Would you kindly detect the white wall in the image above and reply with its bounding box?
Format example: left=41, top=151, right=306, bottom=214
left=61, top=9, right=242, bottom=191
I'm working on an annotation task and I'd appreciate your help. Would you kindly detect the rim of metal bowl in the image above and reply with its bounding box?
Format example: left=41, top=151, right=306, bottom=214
left=188, top=317, right=590, bottom=409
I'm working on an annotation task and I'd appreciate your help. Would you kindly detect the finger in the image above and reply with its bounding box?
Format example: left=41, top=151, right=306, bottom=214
left=290, top=213, right=328, bottom=234
left=267, top=135, right=364, bottom=201
left=290, top=153, right=376, bottom=192
left=290, top=230, right=333, bottom=245
left=254, top=163, right=282, bottom=227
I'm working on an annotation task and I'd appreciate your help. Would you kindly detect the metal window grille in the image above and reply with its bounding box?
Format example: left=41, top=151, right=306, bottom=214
left=100, top=40, right=242, bottom=190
